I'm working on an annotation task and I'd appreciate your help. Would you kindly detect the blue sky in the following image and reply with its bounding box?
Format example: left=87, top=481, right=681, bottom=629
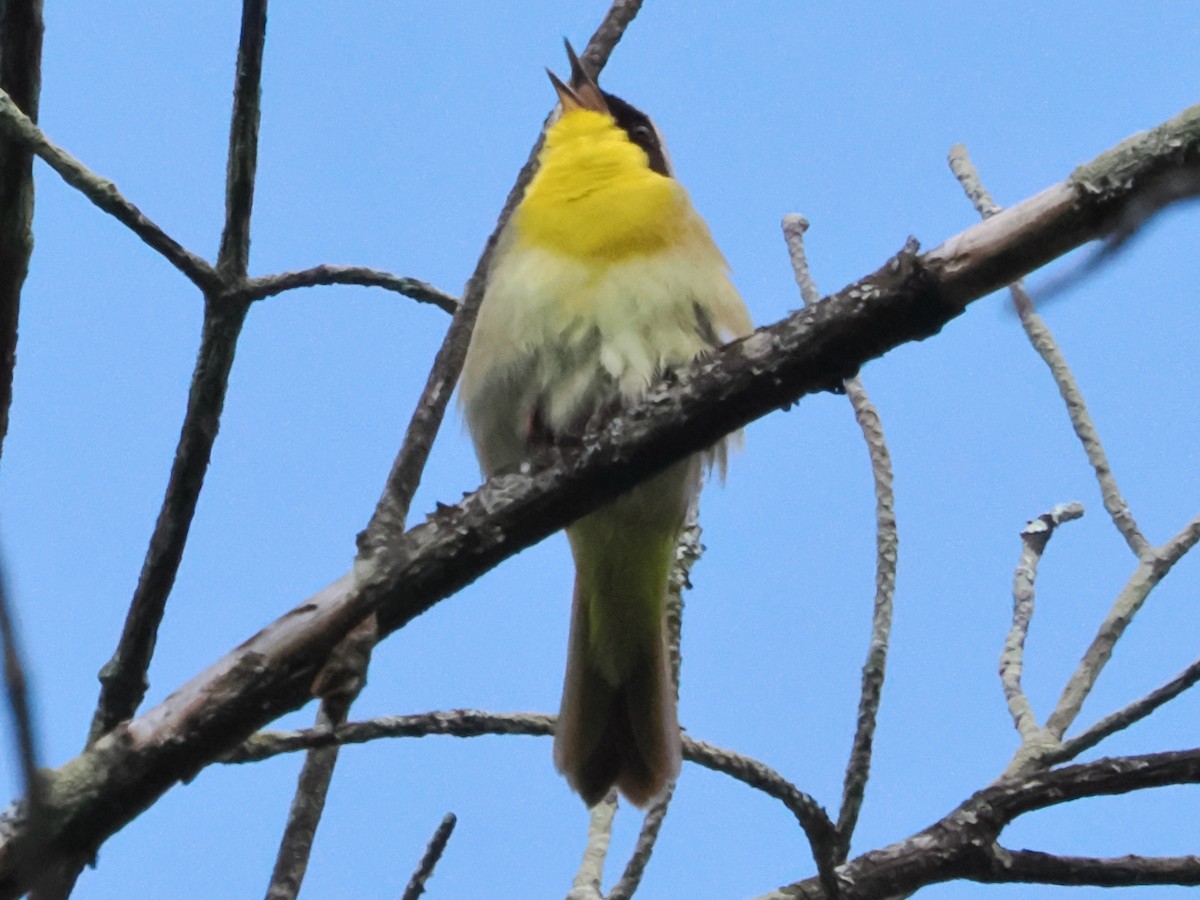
left=2, top=2, right=1199, bottom=898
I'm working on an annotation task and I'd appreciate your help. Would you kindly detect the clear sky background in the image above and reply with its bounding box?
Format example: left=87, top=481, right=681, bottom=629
left=2, top=2, right=1198, bottom=898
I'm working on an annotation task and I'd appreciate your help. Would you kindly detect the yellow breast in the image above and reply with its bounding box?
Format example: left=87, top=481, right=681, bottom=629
left=514, top=109, right=689, bottom=262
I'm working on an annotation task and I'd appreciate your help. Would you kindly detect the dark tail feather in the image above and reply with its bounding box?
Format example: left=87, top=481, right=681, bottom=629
left=554, top=576, right=681, bottom=807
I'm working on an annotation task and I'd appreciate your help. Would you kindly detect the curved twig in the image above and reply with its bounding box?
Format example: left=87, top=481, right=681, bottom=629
left=782, top=214, right=898, bottom=868
left=225, top=709, right=837, bottom=854
left=1001, top=503, right=1085, bottom=745
left=242, top=265, right=458, bottom=312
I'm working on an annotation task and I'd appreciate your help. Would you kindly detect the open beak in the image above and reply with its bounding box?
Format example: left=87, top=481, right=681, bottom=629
left=547, top=39, right=609, bottom=115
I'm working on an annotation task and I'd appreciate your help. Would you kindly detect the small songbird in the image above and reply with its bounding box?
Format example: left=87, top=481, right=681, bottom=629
left=461, top=42, right=752, bottom=807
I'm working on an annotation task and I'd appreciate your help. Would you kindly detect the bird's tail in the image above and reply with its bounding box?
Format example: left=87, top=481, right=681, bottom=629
left=555, top=503, right=683, bottom=807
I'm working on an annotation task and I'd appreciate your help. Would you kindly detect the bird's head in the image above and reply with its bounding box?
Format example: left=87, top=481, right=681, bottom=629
left=545, top=40, right=673, bottom=178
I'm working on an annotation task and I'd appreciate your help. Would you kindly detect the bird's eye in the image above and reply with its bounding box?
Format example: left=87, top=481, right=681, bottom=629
left=631, top=124, right=653, bottom=144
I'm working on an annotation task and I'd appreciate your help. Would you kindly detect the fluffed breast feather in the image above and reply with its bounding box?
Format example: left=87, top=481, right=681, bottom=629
left=461, top=219, right=752, bottom=479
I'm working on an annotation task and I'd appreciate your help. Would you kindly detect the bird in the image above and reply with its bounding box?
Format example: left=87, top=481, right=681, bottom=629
left=460, top=41, right=752, bottom=807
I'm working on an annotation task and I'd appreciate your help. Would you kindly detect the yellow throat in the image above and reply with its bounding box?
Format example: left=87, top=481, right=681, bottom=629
left=514, top=108, right=689, bottom=262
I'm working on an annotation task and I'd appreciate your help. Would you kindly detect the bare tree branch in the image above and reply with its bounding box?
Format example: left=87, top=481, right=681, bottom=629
left=233, top=709, right=556, bottom=761
left=1, top=101, right=1198, bottom=898
left=685, top=736, right=838, bottom=878
left=400, top=813, right=457, bottom=900
left=944, top=143, right=1200, bottom=791
left=1158, top=511, right=1200, bottom=563
left=0, top=567, right=36, bottom=809
left=0, top=2, right=43, bottom=851
left=0, top=0, right=42, bottom=465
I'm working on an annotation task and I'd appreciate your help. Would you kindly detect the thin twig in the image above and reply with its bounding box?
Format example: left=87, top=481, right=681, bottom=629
left=1001, top=503, right=1085, bottom=745
left=264, top=706, right=341, bottom=900
left=268, top=612, right=377, bottom=900
left=782, top=214, right=897, bottom=869
left=0, top=87, right=220, bottom=293
left=1045, top=514, right=1200, bottom=740
left=0, top=0, right=43, bottom=467
left=242, top=265, right=458, bottom=312
left=833, top=377, right=895, bottom=853
left=607, top=786, right=672, bottom=900
left=400, top=813, right=457, bottom=900
left=1049, top=655, right=1200, bottom=765
left=948, top=143, right=1148, bottom=557
left=228, top=710, right=558, bottom=761
left=567, top=793, right=616, bottom=900
left=217, top=0, right=267, bottom=281
left=354, top=0, right=647, bottom=558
